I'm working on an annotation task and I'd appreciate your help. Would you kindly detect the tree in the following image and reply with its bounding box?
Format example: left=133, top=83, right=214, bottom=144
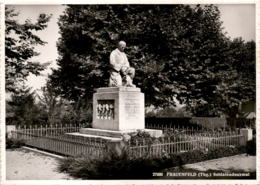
left=50, top=5, right=255, bottom=117
left=5, top=7, right=51, bottom=92
left=6, top=85, right=47, bottom=126
left=37, top=81, right=64, bottom=125
left=38, top=81, right=92, bottom=125
left=192, top=38, right=255, bottom=117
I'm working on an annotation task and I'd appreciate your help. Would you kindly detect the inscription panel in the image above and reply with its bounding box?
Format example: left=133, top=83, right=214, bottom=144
left=124, top=97, right=140, bottom=119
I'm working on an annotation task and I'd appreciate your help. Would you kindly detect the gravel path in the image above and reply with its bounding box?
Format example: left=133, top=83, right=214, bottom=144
left=6, top=148, right=73, bottom=180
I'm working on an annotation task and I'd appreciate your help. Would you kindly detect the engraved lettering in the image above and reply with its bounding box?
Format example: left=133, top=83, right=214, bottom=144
left=124, top=98, right=140, bottom=119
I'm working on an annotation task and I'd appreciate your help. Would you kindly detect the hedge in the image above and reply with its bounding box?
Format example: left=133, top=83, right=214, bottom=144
left=145, top=117, right=255, bottom=130
left=58, top=145, right=247, bottom=179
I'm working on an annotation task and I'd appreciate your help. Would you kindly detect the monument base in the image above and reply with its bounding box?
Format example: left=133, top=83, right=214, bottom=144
left=79, top=128, right=163, bottom=139
left=66, top=132, right=122, bottom=142
left=66, top=128, right=163, bottom=155
left=93, top=87, right=145, bottom=131
left=64, top=86, right=164, bottom=155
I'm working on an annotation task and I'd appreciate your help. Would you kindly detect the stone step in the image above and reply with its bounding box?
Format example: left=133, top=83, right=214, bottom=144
left=66, top=132, right=122, bottom=142
left=79, top=128, right=163, bottom=138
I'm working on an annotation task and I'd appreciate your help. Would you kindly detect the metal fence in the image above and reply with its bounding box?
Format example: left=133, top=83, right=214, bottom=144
left=128, top=130, right=246, bottom=158
left=11, top=124, right=107, bottom=157
left=14, top=124, right=88, bottom=136
left=9, top=124, right=247, bottom=159
left=145, top=117, right=255, bottom=130
left=146, top=123, right=206, bottom=135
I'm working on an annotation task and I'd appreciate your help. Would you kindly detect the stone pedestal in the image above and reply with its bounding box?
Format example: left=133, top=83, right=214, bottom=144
left=78, top=87, right=162, bottom=138
left=92, top=87, right=145, bottom=131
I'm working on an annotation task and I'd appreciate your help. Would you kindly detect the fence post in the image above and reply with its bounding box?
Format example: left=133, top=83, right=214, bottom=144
left=240, top=128, right=253, bottom=145
left=6, top=125, right=16, bottom=138
left=106, top=140, right=126, bottom=156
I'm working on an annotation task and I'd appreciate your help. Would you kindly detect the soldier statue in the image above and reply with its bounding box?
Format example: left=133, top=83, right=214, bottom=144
left=109, top=41, right=136, bottom=87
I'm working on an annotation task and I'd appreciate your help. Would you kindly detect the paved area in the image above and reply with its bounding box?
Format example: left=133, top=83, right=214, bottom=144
left=183, top=154, right=256, bottom=172
left=6, top=148, right=74, bottom=180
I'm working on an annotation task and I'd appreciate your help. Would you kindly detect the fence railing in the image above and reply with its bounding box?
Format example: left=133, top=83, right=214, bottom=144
left=145, top=117, right=255, bottom=130
left=11, top=124, right=107, bottom=157
left=128, top=131, right=246, bottom=158
left=146, top=122, right=201, bottom=131
left=14, top=123, right=89, bottom=136
left=9, top=125, right=247, bottom=159
left=145, top=123, right=240, bottom=135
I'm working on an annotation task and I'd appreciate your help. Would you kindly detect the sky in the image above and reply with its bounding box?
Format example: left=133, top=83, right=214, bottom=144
left=7, top=5, right=66, bottom=94
left=218, top=4, right=255, bottom=41
left=7, top=4, right=256, bottom=93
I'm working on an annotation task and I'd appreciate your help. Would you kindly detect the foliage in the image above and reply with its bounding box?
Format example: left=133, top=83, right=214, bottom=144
left=6, top=136, right=25, bottom=149
left=6, top=85, right=48, bottom=126
left=58, top=145, right=246, bottom=179
left=5, top=7, right=51, bottom=92
left=190, top=117, right=227, bottom=130
left=226, top=118, right=255, bottom=129
left=162, top=129, right=194, bottom=139
left=36, top=81, right=92, bottom=125
left=128, top=130, right=156, bottom=146
left=146, top=106, right=192, bottom=118
left=59, top=97, right=93, bottom=125
left=49, top=4, right=255, bottom=117
left=58, top=149, right=168, bottom=179
left=192, top=38, right=255, bottom=117
left=145, top=117, right=254, bottom=131
left=38, top=82, right=69, bottom=125
left=6, top=82, right=92, bottom=126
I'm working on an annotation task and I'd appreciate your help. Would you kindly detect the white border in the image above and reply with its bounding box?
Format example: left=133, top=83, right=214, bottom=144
left=1, top=0, right=259, bottom=185
left=0, top=0, right=257, bottom=4
left=254, top=0, right=259, bottom=183
left=0, top=1, right=6, bottom=184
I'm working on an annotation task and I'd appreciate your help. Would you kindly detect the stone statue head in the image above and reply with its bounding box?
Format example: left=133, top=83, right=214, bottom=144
left=117, top=41, right=126, bottom=52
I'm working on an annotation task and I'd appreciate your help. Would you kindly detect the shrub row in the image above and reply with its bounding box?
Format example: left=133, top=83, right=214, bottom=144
left=58, top=145, right=247, bottom=179
left=190, top=117, right=226, bottom=129
left=145, top=117, right=255, bottom=130
left=6, top=137, right=25, bottom=149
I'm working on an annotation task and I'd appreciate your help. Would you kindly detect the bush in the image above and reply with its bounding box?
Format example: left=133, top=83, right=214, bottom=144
left=6, top=137, right=25, bottom=149
left=168, top=146, right=245, bottom=168
left=190, top=117, right=227, bottom=130
left=58, top=149, right=176, bottom=179
left=246, top=137, right=256, bottom=156
left=58, top=145, right=246, bottom=179
left=128, top=130, right=156, bottom=146
left=226, top=118, right=255, bottom=129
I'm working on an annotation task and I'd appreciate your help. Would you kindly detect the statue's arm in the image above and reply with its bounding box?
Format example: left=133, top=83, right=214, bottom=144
left=110, top=51, right=120, bottom=72
left=124, top=54, right=130, bottom=68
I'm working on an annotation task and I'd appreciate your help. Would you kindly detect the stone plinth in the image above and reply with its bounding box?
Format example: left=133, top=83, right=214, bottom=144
left=92, top=87, right=145, bottom=131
